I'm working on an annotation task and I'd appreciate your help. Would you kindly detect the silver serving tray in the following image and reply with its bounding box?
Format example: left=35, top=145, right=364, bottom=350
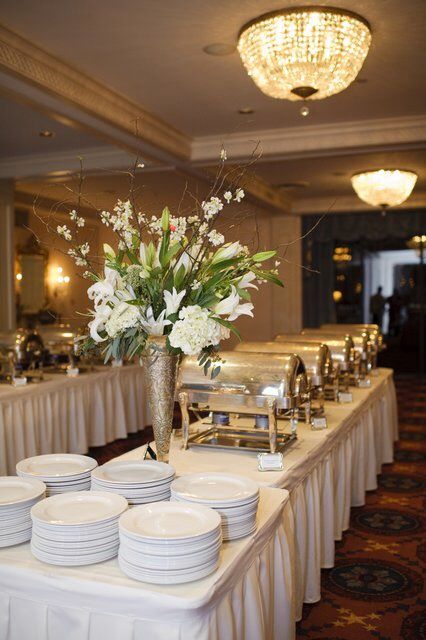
left=186, top=425, right=297, bottom=453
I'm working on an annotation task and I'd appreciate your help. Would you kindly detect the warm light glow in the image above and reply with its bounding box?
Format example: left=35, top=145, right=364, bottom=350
left=407, top=235, right=426, bottom=256
left=237, top=7, right=371, bottom=100
left=333, top=247, right=352, bottom=262
left=64, top=276, right=70, bottom=283
left=57, top=267, right=63, bottom=273
left=333, top=290, right=343, bottom=302
left=351, top=170, right=418, bottom=208
left=16, top=273, right=23, bottom=281
left=57, top=275, right=64, bottom=283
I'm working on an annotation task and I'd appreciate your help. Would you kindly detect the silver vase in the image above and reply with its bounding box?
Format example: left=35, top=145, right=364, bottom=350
left=142, top=336, right=179, bottom=463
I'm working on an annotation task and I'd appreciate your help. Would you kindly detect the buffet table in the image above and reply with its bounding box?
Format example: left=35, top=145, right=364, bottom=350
left=0, top=488, right=295, bottom=640
left=118, top=368, right=398, bottom=619
left=0, top=365, right=149, bottom=476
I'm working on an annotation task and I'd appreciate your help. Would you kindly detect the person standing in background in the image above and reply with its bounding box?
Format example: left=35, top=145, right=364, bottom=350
left=370, top=286, right=386, bottom=329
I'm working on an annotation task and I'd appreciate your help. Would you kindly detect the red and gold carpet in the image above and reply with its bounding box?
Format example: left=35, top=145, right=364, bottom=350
left=296, top=375, right=426, bottom=640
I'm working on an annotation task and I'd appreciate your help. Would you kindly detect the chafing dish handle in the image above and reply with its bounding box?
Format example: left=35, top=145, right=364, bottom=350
left=178, top=391, right=190, bottom=450
left=267, top=398, right=278, bottom=454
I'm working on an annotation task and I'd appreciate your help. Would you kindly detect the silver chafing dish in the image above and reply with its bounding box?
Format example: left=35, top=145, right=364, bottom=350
left=321, top=323, right=384, bottom=369
left=177, top=351, right=309, bottom=454
left=301, top=328, right=372, bottom=381
left=276, top=332, right=356, bottom=391
left=234, top=340, right=335, bottom=422
left=0, top=330, right=45, bottom=382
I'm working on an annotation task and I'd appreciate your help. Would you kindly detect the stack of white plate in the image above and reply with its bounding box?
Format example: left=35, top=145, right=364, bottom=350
left=16, top=454, right=98, bottom=496
left=0, top=477, right=46, bottom=547
left=118, top=502, right=222, bottom=584
left=170, top=473, right=259, bottom=541
left=31, top=491, right=128, bottom=566
left=90, top=460, right=175, bottom=506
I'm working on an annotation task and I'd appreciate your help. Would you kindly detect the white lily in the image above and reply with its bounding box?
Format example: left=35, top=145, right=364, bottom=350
left=238, top=271, right=258, bottom=290
left=88, top=304, right=112, bottom=343
left=87, top=265, right=118, bottom=308
left=228, top=302, right=254, bottom=322
left=140, top=307, right=172, bottom=336
left=212, top=286, right=240, bottom=316
left=164, top=288, right=186, bottom=317
left=211, top=241, right=242, bottom=264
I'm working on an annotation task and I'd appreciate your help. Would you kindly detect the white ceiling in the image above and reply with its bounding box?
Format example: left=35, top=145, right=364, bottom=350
left=0, top=93, right=106, bottom=157
left=1, top=0, right=426, bottom=137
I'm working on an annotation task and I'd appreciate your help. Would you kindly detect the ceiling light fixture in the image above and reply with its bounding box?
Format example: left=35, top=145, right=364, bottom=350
left=203, top=43, right=236, bottom=56
left=351, top=169, right=418, bottom=212
left=237, top=7, right=371, bottom=101
left=39, top=130, right=55, bottom=138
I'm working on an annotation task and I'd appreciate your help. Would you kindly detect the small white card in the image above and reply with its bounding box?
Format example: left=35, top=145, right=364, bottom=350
left=312, top=417, right=328, bottom=430
left=358, top=378, right=371, bottom=388
left=339, top=391, right=353, bottom=403
left=66, top=367, right=80, bottom=378
left=111, top=359, right=123, bottom=367
left=257, top=452, right=284, bottom=471
left=12, top=377, right=27, bottom=387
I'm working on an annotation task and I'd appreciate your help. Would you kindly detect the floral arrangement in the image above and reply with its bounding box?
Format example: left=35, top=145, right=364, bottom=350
left=52, top=156, right=283, bottom=375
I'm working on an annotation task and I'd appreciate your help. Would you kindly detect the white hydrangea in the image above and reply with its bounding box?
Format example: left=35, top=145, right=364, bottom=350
left=105, top=301, right=140, bottom=338
left=169, top=305, right=230, bottom=355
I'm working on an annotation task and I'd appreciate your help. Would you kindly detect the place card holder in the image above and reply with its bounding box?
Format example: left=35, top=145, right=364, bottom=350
left=311, top=416, right=328, bottom=430
left=12, top=376, right=27, bottom=387
left=338, top=391, right=353, bottom=403
left=257, top=452, right=284, bottom=472
left=357, top=378, right=371, bottom=388
left=143, top=443, right=157, bottom=461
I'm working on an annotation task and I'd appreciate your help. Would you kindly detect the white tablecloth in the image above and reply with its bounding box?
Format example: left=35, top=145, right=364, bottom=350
left=0, top=368, right=398, bottom=640
left=0, top=488, right=295, bottom=640
left=0, top=365, right=150, bottom=475
left=119, top=368, right=398, bottom=620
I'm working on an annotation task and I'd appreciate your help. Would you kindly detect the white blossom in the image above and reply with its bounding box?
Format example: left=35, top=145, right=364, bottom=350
left=69, top=209, right=85, bottom=227
left=80, top=242, right=90, bottom=257
left=202, top=197, right=223, bottom=221
left=207, top=229, right=225, bottom=246
left=234, top=188, right=245, bottom=203
left=87, top=266, right=118, bottom=308
left=224, top=191, right=233, bottom=203
left=238, top=271, right=258, bottom=290
left=57, top=225, right=72, bottom=241
left=67, top=248, right=88, bottom=267
left=212, top=285, right=254, bottom=322
left=220, top=148, right=227, bottom=161
left=190, top=280, right=201, bottom=291
left=88, top=304, right=112, bottom=343
left=187, top=215, right=199, bottom=224
left=211, top=241, right=243, bottom=264
left=169, top=305, right=229, bottom=355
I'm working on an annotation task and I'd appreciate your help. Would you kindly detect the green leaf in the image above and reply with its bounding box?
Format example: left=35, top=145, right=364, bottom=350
left=255, top=271, right=284, bottom=287
left=174, top=264, right=186, bottom=289
left=203, top=360, right=211, bottom=376
left=252, top=250, right=276, bottom=262
left=163, top=241, right=182, bottom=266
left=207, top=257, right=241, bottom=274
left=211, top=365, right=221, bottom=379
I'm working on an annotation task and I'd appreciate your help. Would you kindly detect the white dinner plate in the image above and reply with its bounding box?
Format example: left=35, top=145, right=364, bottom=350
left=17, top=454, right=97, bottom=479
left=119, top=502, right=221, bottom=541
left=118, top=555, right=219, bottom=584
left=0, top=477, right=46, bottom=506
left=92, top=461, right=174, bottom=486
left=31, top=545, right=118, bottom=566
left=170, top=473, right=259, bottom=505
left=31, top=491, right=128, bottom=526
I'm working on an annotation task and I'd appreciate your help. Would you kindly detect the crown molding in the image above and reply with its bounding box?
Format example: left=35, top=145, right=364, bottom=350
left=0, top=24, right=191, bottom=161
left=292, top=191, right=426, bottom=215
left=191, top=115, right=426, bottom=163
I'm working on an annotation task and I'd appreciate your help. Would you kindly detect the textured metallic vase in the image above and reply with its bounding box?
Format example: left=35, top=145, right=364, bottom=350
left=142, top=336, right=179, bottom=463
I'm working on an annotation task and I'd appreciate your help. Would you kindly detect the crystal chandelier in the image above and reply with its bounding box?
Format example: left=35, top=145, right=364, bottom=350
left=237, top=7, right=371, bottom=101
left=351, top=170, right=418, bottom=209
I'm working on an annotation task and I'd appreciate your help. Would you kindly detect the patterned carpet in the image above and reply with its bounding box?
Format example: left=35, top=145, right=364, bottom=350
left=88, top=376, right=426, bottom=640
left=296, top=375, right=426, bottom=640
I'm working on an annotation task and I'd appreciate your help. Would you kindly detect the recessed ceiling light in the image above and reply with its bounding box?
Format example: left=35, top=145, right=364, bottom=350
left=39, top=130, right=55, bottom=138
left=277, top=181, right=309, bottom=190
left=238, top=107, right=254, bottom=114
left=203, top=43, right=236, bottom=56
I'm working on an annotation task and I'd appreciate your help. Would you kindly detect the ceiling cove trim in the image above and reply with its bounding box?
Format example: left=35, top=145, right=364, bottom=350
left=191, top=115, right=426, bottom=163
left=0, top=24, right=191, bottom=161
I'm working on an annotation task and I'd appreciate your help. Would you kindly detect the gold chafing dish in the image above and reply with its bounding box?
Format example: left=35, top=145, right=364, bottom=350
left=177, top=351, right=309, bottom=454
left=234, top=340, right=336, bottom=421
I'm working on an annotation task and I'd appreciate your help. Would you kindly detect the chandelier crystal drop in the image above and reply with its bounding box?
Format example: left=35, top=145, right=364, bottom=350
left=351, top=170, right=418, bottom=208
left=237, top=7, right=371, bottom=101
